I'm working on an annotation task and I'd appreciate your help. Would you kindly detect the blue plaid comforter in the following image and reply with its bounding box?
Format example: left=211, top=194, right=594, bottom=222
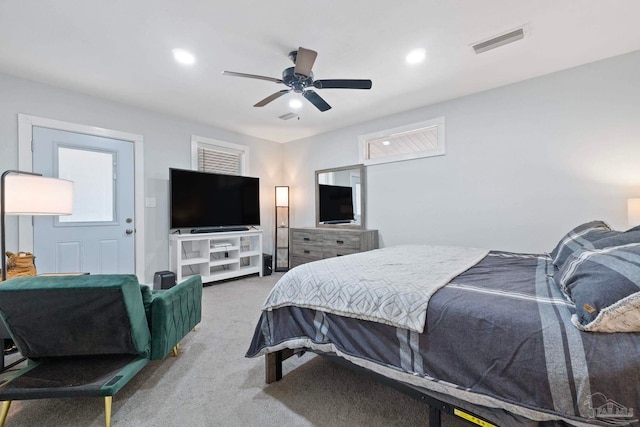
left=247, top=251, right=640, bottom=426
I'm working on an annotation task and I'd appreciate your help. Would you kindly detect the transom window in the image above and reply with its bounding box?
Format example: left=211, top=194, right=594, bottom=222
left=358, top=117, right=445, bottom=165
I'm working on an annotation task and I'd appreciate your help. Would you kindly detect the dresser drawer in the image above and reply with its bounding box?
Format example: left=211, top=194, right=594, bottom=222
left=322, top=232, right=361, bottom=251
left=291, top=230, right=323, bottom=247
left=323, top=247, right=361, bottom=258
left=291, top=246, right=323, bottom=260
left=291, top=255, right=319, bottom=268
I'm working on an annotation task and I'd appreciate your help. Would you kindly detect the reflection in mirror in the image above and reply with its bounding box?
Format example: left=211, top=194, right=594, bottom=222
left=315, top=164, right=365, bottom=229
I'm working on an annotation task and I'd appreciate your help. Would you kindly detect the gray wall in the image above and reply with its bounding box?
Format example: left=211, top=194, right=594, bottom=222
left=0, top=73, right=283, bottom=282
left=282, top=50, right=640, bottom=253
left=2, top=48, right=638, bottom=279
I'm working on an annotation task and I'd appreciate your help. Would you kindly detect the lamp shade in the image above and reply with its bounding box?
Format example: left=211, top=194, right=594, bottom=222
left=628, top=198, right=640, bottom=226
left=4, top=175, right=73, bottom=215
left=275, top=186, right=289, bottom=207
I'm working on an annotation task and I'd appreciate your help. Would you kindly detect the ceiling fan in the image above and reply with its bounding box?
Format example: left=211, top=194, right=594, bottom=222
left=222, top=47, right=372, bottom=112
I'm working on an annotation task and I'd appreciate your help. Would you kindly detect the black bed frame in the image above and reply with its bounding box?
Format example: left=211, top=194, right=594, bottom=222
left=265, top=349, right=498, bottom=427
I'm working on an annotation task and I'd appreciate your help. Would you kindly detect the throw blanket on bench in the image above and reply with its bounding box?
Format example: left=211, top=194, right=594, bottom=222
left=263, top=245, right=489, bottom=333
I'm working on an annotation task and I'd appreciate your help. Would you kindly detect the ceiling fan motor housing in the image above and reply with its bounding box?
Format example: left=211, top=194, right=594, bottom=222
left=282, top=67, right=313, bottom=93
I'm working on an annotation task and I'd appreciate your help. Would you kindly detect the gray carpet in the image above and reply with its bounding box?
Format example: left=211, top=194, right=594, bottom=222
left=0, top=273, right=471, bottom=426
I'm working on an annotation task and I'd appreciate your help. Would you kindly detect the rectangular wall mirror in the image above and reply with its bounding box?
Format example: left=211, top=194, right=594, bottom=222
left=315, top=164, right=366, bottom=229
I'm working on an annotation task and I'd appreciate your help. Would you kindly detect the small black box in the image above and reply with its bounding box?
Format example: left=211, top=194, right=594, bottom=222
left=154, top=271, right=176, bottom=289
left=263, top=254, right=272, bottom=276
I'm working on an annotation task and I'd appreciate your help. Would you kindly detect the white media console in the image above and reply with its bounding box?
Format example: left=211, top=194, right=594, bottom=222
left=169, top=229, right=263, bottom=284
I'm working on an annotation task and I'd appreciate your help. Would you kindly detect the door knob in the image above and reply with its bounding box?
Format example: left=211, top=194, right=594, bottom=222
left=125, top=229, right=134, bottom=235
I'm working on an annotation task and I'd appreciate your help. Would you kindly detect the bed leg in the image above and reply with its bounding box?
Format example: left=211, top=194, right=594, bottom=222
left=265, top=351, right=283, bottom=384
left=265, top=349, right=295, bottom=384
left=429, top=406, right=441, bottom=427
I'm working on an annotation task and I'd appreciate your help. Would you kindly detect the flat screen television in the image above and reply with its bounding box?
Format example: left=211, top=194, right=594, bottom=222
left=318, top=184, right=354, bottom=223
left=170, top=168, right=260, bottom=230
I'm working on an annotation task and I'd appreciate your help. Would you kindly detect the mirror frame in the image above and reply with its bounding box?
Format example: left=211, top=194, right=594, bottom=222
left=315, top=164, right=366, bottom=230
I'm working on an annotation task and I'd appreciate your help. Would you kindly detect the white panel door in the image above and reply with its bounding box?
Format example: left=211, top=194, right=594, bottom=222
left=32, top=127, right=135, bottom=274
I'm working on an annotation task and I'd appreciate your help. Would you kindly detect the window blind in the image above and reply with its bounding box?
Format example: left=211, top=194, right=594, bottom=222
left=197, top=147, right=241, bottom=175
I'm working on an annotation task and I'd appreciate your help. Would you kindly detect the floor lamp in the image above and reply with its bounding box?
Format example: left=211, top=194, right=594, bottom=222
left=275, top=186, right=289, bottom=272
left=1, top=170, right=73, bottom=281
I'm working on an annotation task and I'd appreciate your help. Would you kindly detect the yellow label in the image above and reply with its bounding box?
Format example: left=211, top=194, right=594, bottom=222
left=453, top=408, right=497, bottom=427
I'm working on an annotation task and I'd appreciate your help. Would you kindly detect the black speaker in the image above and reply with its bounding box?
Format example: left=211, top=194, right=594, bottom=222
left=154, top=271, right=176, bottom=289
left=263, top=254, right=272, bottom=276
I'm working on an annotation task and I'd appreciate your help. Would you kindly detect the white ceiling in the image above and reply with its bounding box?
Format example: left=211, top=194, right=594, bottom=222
left=1, top=1, right=639, bottom=143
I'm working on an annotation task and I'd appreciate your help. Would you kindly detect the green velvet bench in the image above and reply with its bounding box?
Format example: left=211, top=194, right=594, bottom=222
left=0, top=274, right=202, bottom=426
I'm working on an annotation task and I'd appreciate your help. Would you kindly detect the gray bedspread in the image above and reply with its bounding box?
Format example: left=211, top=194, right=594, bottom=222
left=246, top=251, right=640, bottom=426
left=263, top=245, right=489, bottom=333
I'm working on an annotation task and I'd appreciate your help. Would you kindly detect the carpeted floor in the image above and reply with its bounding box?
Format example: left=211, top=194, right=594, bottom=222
left=0, top=273, right=471, bottom=426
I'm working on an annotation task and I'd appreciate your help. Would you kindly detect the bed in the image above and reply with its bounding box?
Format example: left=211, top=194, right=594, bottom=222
left=246, top=221, right=640, bottom=427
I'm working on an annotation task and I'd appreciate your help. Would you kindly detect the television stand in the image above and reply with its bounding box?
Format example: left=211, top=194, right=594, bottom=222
left=190, top=227, right=249, bottom=234
left=169, top=229, right=263, bottom=284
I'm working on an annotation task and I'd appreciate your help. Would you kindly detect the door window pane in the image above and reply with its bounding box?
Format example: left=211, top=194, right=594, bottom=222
left=58, top=147, right=115, bottom=223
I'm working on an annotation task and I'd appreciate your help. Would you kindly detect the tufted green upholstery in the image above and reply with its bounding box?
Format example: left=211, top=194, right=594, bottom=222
left=146, top=275, right=202, bottom=360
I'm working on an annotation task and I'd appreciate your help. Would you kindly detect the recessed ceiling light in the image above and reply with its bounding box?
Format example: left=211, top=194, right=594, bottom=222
left=381, top=140, right=391, bottom=146
left=172, top=48, right=195, bottom=65
left=289, top=99, right=303, bottom=109
left=406, top=48, right=426, bottom=64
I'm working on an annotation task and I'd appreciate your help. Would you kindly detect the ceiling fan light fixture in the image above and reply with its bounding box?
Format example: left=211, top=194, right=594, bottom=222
left=172, top=48, right=195, bottom=65
left=289, top=99, right=303, bottom=109
left=406, top=48, right=426, bottom=64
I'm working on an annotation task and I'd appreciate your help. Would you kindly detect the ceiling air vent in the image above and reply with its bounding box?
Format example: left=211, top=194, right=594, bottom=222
left=473, top=28, right=525, bottom=54
left=279, top=112, right=299, bottom=120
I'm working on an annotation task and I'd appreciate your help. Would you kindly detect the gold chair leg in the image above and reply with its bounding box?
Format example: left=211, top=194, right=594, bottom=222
left=172, top=345, right=179, bottom=357
left=0, top=401, right=11, bottom=427
left=105, top=396, right=112, bottom=427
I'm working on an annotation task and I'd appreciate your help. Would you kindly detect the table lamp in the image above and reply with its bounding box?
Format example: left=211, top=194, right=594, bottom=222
left=628, top=198, right=640, bottom=227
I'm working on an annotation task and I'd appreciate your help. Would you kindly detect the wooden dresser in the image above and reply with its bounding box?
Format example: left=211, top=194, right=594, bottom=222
left=290, top=227, right=379, bottom=268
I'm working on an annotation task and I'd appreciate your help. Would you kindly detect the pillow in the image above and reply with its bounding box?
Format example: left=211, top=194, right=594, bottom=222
left=592, top=230, right=640, bottom=249
left=549, top=221, right=618, bottom=268
left=554, top=243, right=640, bottom=332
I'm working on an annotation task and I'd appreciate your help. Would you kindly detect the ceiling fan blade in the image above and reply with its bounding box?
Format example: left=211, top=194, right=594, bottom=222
left=313, top=79, right=372, bottom=90
left=294, top=47, right=317, bottom=78
left=222, top=71, right=283, bottom=84
left=254, top=90, right=291, bottom=107
left=302, top=90, right=331, bottom=112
